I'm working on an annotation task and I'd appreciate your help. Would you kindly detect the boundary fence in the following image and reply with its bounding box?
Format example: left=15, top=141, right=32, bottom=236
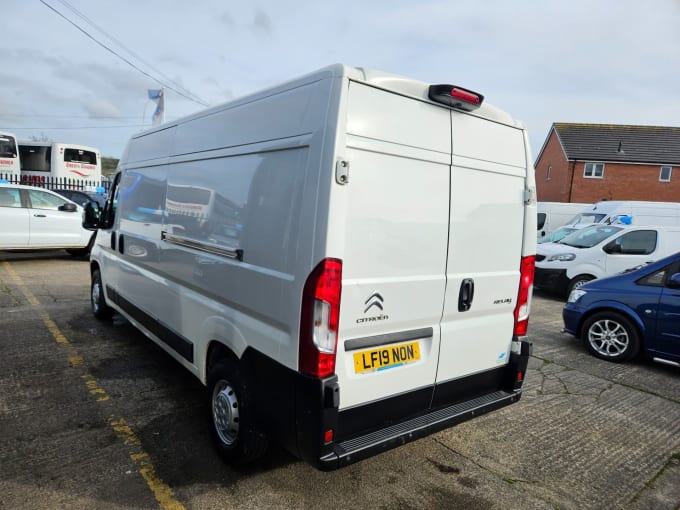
left=0, top=173, right=110, bottom=193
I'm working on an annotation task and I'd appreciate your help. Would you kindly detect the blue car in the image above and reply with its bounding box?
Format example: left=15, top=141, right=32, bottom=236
left=563, top=251, right=680, bottom=366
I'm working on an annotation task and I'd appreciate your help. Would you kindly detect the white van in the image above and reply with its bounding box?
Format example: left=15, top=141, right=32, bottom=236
left=537, top=202, right=591, bottom=239
left=535, top=223, right=680, bottom=296
left=84, top=64, right=537, bottom=470
left=568, top=201, right=680, bottom=228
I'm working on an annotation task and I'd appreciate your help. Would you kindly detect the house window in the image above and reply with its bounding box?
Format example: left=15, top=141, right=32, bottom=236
left=584, top=162, right=604, bottom=179
left=660, top=166, right=672, bottom=182
left=546, top=165, right=552, bottom=181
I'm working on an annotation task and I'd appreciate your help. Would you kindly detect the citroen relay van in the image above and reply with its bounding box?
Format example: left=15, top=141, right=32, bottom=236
left=84, top=64, right=537, bottom=470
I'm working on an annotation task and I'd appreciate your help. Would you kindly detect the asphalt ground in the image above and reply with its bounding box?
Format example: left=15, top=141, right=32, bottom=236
left=0, top=250, right=679, bottom=510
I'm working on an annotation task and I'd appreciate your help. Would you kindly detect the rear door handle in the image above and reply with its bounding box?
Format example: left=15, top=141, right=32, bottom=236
left=458, top=278, right=475, bottom=312
left=33, top=214, right=46, bottom=218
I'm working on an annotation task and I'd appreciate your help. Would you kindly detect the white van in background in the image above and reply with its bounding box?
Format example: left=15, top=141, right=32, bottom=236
left=0, top=132, right=20, bottom=179
left=568, top=201, right=680, bottom=228
left=84, top=64, right=537, bottom=470
left=537, top=202, right=591, bottom=239
left=535, top=223, right=680, bottom=297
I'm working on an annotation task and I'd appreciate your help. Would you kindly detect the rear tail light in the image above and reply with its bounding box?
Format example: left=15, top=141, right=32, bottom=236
left=299, top=258, right=342, bottom=377
left=513, top=255, right=535, bottom=337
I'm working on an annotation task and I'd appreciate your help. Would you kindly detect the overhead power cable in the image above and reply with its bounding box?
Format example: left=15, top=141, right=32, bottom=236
left=52, top=0, right=208, bottom=107
left=39, top=0, right=210, bottom=107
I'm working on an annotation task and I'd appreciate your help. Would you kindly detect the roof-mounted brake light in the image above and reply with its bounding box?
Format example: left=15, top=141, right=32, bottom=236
left=428, top=84, right=484, bottom=111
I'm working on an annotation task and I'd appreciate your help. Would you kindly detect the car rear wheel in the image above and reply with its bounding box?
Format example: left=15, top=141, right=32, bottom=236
left=208, top=358, right=269, bottom=464
left=582, top=311, right=640, bottom=362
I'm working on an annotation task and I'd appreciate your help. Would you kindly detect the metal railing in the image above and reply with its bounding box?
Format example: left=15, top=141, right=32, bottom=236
left=0, top=173, right=110, bottom=192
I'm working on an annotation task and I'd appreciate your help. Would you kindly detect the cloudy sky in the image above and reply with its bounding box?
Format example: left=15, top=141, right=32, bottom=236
left=3, top=0, right=680, bottom=160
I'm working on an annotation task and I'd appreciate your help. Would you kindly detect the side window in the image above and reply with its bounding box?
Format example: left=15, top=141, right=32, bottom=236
left=617, top=230, right=658, bottom=255
left=537, top=212, right=546, bottom=230
left=0, top=188, right=21, bottom=208
left=27, top=189, right=67, bottom=210
left=637, top=260, right=680, bottom=287
left=637, top=267, right=669, bottom=287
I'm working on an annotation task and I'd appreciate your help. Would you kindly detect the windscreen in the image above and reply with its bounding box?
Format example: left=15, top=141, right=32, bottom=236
left=63, top=148, right=98, bottom=165
left=559, top=225, right=622, bottom=248
left=19, top=145, right=51, bottom=172
left=569, top=212, right=607, bottom=224
left=0, top=135, right=17, bottom=157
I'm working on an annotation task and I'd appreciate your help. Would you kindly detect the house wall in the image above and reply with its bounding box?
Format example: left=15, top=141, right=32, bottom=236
left=535, top=130, right=573, bottom=202
left=536, top=127, right=680, bottom=204
left=569, top=162, right=680, bottom=203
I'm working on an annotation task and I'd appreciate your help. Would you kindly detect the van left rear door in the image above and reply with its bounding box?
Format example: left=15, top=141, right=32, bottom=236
left=333, top=82, right=450, bottom=437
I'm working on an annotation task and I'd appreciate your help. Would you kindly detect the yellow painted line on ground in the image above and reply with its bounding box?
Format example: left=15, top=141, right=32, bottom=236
left=2, top=261, right=40, bottom=305
left=2, top=260, right=186, bottom=510
left=111, top=418, right=186, bottom=510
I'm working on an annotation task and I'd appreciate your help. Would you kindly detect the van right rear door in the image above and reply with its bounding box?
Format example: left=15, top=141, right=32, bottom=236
left=435, top=113, right=528, bottom=399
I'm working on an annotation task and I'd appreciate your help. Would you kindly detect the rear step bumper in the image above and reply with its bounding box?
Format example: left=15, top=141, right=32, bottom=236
left=318, top=389, right=520, bottom=470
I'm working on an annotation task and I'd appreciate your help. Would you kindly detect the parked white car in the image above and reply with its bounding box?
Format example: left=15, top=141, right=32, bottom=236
left=535, top=223, right=680, bottom=297
left=0, top=183, right=94, bottom=256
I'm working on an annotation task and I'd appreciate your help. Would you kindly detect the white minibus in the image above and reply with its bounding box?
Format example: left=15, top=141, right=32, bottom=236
left=19, top=142, right=102, bottom=184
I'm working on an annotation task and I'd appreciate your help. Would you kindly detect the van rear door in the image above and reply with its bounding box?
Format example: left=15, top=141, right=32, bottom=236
left=333, top=82, right=450, bottom=434
left=434, top=114, right=527, bottom=396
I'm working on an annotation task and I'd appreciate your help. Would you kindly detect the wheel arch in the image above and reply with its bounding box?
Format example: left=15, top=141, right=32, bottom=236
left=199, top=316, right=249, bottom=384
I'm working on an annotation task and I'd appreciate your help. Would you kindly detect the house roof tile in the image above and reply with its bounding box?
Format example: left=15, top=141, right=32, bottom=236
left=553, top=123, right=680, bottom=165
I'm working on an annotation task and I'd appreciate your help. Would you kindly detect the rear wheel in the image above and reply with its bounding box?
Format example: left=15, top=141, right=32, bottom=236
left=208, top=357, right=269, bottom=464
left=91, top=269, right=114, bottom=320
left=581, top=311, right=640, bottom=362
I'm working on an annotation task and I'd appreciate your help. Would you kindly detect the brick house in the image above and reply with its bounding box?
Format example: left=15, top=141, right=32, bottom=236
left=535, top=123, right=680, bottom=203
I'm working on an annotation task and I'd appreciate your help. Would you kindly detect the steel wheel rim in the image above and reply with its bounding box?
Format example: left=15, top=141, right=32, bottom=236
left=212, top=380, right=240, bottom=446
left=92, top=281, right=102, bottom=313
left=572, top=279, right=589, bottom=290
left=588, top=319, right=629, bottom=357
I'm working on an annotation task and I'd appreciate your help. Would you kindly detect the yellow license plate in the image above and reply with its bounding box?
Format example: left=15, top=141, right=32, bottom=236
left=354, top=341, right=421, bottom=374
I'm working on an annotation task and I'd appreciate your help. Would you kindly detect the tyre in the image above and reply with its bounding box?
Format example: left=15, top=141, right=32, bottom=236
left=208, top=358, right=269, bottom=464
left=581, top=311, right=640, bottom=362
left=567, top=275, right=594, bottom=297
left=91, top=269, right=114, bottom=320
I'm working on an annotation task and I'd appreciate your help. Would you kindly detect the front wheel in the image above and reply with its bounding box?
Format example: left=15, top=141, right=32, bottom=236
left=567, top=275, right=594, bottom=297
left=208, top=358, right=269, bottom=464
left=581, top=311, right=640, bottom=362
left=91, top=269, right=114, bottom=320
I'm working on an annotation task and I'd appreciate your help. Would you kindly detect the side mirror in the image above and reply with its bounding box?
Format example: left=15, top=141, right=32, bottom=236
left=59, top=202, right=78, bottom=212
left=667, top=273, right=680, bottom=289
left=83, top=201, right=101, bottom=230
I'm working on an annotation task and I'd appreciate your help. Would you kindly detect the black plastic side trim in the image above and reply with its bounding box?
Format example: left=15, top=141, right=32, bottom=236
left=106, top=285, right=194, bottom=363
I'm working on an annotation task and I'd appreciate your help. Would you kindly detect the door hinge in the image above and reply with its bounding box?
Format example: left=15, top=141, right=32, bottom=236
left=524, top=187, right=537, bottom=205
left=335, top=159, right=350, bottom=185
